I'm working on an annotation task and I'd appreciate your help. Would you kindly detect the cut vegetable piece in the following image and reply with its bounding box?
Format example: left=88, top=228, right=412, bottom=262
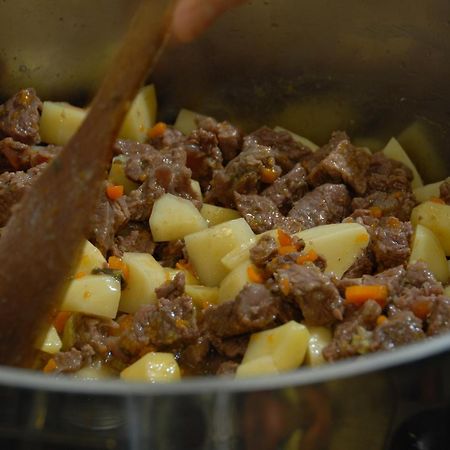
left=382, top=137, right=423, bottom=188
left=305, top=326, right=332, bottom=367
left=218, top=260, right=253, bottom=303
left=108, top=156, right=139, bottom=195
left=235, top=356, right=279, bottom=378
left=120, top=352, right=181, bottom=382
left=413, top=181, right=443, bottom=203
left=221, top=238, right=255, bottom=271
left=73, top=240, right=107, bottom=275
left=164, top=267, right=199, bottom=286
left=185, top=218, right=255, bottom=287
left=242, top=321, right=310, bottom=372
left=185, top=285, right=219, bottom=308
left=73, top=365, right=115, bottom=380
left=119, top=84, right=157, bottom=142
left=273, top=126, right=318, bottom=151
left=39, top=101, right=86, bottom=146
left=149, top=193, right=208, bottom=242
left=174, top=108, right=205, bottom=135
left=409, top=224, right=449, bottom=283
left=60, top=275, right=121, bottom=319
left=119, top=253, right=166, bottom=313
left=36, top=325, right=62, bottom=355
left=411, top=201, right=450, bottom=255
left=296, top=223, right=370, bottom=278
left=200, top=203, right=241, bottom=226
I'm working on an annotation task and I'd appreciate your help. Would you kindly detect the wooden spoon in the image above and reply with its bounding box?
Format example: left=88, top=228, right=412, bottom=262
left=0, top=0, right=175, bottom=367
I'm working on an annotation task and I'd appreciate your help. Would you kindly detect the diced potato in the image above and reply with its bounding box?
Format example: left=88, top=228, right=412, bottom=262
left=190, top=179, right=202, bottom=199
left=185, top=285, right=219, bottom=308
left=119, top=84, right=157, bottom=142
left=296, top=223, right=370, bottom=278
left=164, top=267, right=199, bottom=286
left=241, top=321, right=310, bottom=373
left=411, top=201, right=450, bottom=255
left=218, top=260, right=253, bottom=303
left=73, top=365, right=115, bottom=380
left=413, top=181, right=443, bottom=203
left=36, top=325, right=62, bottom=355
left=39, top=101, right=86, bottom=146
left=119, top=253, right=166, bottom=313
left=108, top=155, right=139, bottom=195
left=149, top=193, right=208, bottom=242
left=409, top=224, right=449, bottom=283
left=60, top=275, right=121, bottom=319
left=73, top=240, right=107, bottom=275
left=120, top=352, right=181, bottom=383
left=185, top=218, right=255, bottom=287
left=305, top=326, right=332, bottom=367
left=382, top=137, right=423, bottom=188
left=200, top=204, right=241, bottom=226
left=235, top=356, right=279, bottom=378
left=174, top=108, right=205, bottom=135
left=221, top=238, right=255, bottom=271
left=274, top=126, right=319, bottom=151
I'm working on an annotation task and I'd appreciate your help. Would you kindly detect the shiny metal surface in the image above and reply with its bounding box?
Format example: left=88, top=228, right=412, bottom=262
left=0, top=0, right=450, bottom=448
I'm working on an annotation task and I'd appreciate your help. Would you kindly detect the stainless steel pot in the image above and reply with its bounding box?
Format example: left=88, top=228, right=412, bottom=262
left=0, top=1, right=450, bottom=449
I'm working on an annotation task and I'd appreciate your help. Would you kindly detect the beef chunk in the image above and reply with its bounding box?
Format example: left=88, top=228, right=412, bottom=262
left=111, top=222, right=155, bottom=256
left=197, top=116, right=242, bottom=162
left=439, top=178, right=450, bottom=204
left=427, top=297, right=450, bottom=336
left=289, top=183, right=351, bottom=229
left=0, top=88, right=42, bottom=145
left=178, top=336, right=211, bottom=373
left=53, top=348, right=84, bottom=373
left=153, top=239, right=186, bottom=267
left=262, top=163, right=308, bottom=213
left=216, top=361, right=239, bottom=375
left=371, top=217, right=412, bottom=270
left=210, top=335, right=249, bottom=359
left=274, top=264, right=344, bottom=326
left=155, top=271, right=185, bottom=300
left=250, top=235, right=279, bottom=267
left=148, top=127, right=186, bottom=150
left=343, top=249, right=375, bottom=278
left=307, top=133, right=372, bottom=195
left=203, top=284, right=281, bottom=338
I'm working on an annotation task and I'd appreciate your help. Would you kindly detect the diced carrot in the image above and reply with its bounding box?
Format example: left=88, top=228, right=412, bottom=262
left=74, top=271, right=86, bottom=279
left=345, top=284, right=388, bottom=307
left=108, top=256, right=129, bottom=281
left=277, top=229, right=293, bottom=247
left=376, top=315, right=388, bottom=326
left=430, top=197, right=445, bottom=205
left=296, top=249, right=319, bottom=265
left=279, top=277, right=291, bottom=296
left=53, top=311, right=72, bottom=334
left=278, top=245, right=297, bottom=256
left=411, top=300, right=432, bottom=320
left=43, top=358, right=57, bottom=373
left=247, top=265, right=264, bottom=284
left=147, top=122, right=167, bottom=139
left=260, top=167, right=279, bottom=184
left=369, top=206, right=382, bottom=218
left=106, top=184, right=124, bottom=201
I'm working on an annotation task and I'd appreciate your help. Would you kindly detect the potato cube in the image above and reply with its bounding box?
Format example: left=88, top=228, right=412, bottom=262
left=409, top=224, right=449, bottom=283
left=39, top=101, right=86, bottom=146
left=383, top=137, right=423, bottom=188
left=185, top=285, right=219, bottom=308
left=413, top=181, right=442, bottom=203
left=73, top=365, right=115, bottom=380
left=149, top=193, right=208, bottom=242
left=119, top=253, right=166, bottom=313
left=200, top=204, right=241, bottom=226
left=60, top=275, right=121, bottom=319
left=119, top=84, right=157, bottom=142
left=73, top=240, right=107, bottom=275
left=273, top=126, right=318, bottom=151
left=108, top=156, right=139, bottom=195
left=120, top=352, right=181, bottom=383
left=235, top=356, right=279, bottom=378
left=411, top=201, right=450, bottom=255
left=174, top=108, right=205, bottom=135
left=221, top=239, right=255, bottom=271
left=296, top=222, right=370, bottom=278
left=242, top=321, right=310, bottom=372
left=305, top=326, right=332, bottom=367
left=184, top=218, right=255, bottom=287
left=163, top=268, right=199, bottom=286
left=36, top=325, right=62, bottom=355
left=218, top=260, right=253, bottom=303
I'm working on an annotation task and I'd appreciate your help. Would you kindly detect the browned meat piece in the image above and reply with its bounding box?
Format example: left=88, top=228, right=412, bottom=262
left=343, top=249, right=375, bottom=278
left=427, top=297, right=450, bottom=336
left=262, top=163, right=308, bottom=213
left=111, top=222, right=155, bottom=256
left=439, top=178, right=450, bottom=204
left=234, top=192, right=301, bottom=234
left=307, top=134, right=372, bottom=195
left=274, top=264, right=344, bottom=326
left=197, top=116, right=242, bottom=162
left=203, top=284, right=282, bottom=338
left=148, top=126, right=186, bottom=150
left=155, top=270, right=185, bottom=299
left=0, top=88, right=42, bottom=145
left=210, top=334, right=249, bottom=359
left=289, top=183, right=351, bottom=229
left=0, top=163, right=47, bottom=226
left=216, top=361, right=239, bottom=375
left=247, top=127, right=312, bottom=172
left=53, top=348, right=84, bottom=373
left=153, top=239, right=186, bottom=267
left=178, top=336, right=211, bottom=373
left=371, top=217, right=412, bottom=271
left=250, top=234, right=279, bottom=267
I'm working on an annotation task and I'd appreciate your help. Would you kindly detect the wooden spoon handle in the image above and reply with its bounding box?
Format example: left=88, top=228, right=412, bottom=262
left=0, top=0, right=174, bottom=366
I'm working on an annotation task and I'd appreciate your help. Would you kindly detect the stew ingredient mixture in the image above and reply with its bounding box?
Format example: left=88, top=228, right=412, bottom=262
left=1, top=86, right=449, bottom=382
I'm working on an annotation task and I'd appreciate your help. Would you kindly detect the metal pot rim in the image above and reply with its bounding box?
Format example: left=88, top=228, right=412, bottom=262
left=0, top=332, right=448, bottom=395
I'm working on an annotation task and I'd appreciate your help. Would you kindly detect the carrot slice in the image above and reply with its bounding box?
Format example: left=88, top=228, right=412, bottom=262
left=279, top=277, right=291, bottom=296
left=369, top=206, right=382, bottom=218
left=376, top=315, right=388, bottom=326
left=53, top=311, right=72, bottom=334
left=278, top=245, right=297, bottom=256
left=277, top=229, right=293, bottom=247
left=345, top=285, right=388, bottom=307
left=147, top=121, right=167, bottom=139
left=108, top=255, right=129, bottom=281
left=411, top=300, right=432, bottom=320
left=260, top=167, right=279, bottom=184
left=106, top=184, right=124, bottom=201
left=43, top=358, right=57, bottom=373
left=247, top=265, right=264, bottom=284
left=296, top=249, right=318, bottom=265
